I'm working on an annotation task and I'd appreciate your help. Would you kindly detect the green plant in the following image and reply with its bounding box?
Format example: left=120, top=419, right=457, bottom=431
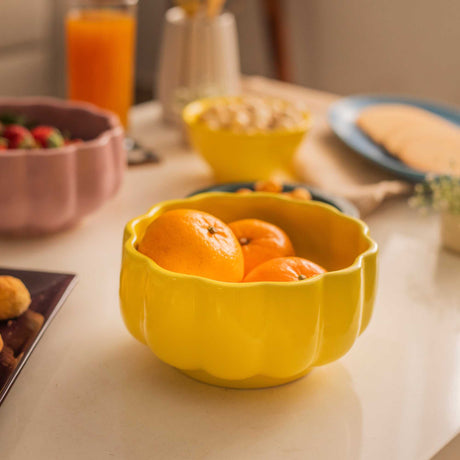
left=409, top=175, right=460, bottom=215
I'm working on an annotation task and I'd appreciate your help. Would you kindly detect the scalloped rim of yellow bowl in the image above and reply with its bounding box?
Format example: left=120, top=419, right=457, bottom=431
left=124, top=192, right=378, bottom=287
left=182, top=96, right=312, bottom=137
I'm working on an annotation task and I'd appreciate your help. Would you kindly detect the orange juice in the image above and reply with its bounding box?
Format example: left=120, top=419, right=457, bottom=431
left=66, top=9, right=136, bottom=127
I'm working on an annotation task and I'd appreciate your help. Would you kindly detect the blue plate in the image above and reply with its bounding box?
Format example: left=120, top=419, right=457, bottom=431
left=188, top=182, right=360, bottom=218
left=328, top=95, right=460, bottom=182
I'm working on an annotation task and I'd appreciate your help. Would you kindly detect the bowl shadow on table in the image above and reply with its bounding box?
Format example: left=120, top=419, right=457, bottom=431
left=97, top=341, right=363, bottom=460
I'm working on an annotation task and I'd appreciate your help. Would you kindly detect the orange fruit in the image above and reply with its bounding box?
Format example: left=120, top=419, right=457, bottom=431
left=244, top=256, right=326, bottom=282
left=228, top=219, right=295, bottom=275
left=254, top=179, right=283, bottom=193
left=282, top=187, right=312, bottom=201
left=138, top=209, right=244, bottom=282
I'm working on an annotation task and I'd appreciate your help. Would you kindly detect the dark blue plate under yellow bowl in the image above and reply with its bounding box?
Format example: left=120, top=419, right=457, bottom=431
left=188, top=182, right=359, bottom=218
left=328, top=95, right=460, bottom=182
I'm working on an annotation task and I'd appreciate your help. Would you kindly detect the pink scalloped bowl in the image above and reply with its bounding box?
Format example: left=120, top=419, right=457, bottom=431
left=0, top=97, right=125, bottom=236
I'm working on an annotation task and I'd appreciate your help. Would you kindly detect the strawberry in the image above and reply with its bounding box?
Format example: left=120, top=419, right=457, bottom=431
left=0, top=137, right=8, bottom=150
left=31, top=125, right=64, bottom=148
left=3, top=125, right=35, bottom=149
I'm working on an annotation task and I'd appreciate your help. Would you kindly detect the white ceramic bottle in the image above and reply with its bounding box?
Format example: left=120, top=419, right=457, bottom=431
left=157, top=6, right=241, bottom=125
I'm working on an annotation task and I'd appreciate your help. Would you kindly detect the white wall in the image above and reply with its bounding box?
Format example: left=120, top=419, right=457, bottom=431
left=284, top=0, right=460, bottom=104
left=136, top=0, right=460, bottom=104
left=0, top=0, right=458, bottom=105
left=0, top=0, right=58, bottom=96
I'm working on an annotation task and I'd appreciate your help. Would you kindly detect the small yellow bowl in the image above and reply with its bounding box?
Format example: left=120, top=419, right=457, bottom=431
left=182, top=97, right=311, bottom=183
left=120, top=193, right=378, bottom=389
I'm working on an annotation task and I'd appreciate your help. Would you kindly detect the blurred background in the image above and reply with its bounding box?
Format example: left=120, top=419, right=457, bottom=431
left=0, top=0, right=459, bottom=104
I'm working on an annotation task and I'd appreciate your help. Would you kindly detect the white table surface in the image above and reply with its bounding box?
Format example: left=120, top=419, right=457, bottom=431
left=0, top=102, right=459, bottom=460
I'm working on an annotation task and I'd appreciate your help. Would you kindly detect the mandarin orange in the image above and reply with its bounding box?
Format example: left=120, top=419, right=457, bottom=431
left=244, top=256, right=326, bottom=282
left=138, top=209, right=244, bottom=282
left=228, top=219, right=295, bottom=275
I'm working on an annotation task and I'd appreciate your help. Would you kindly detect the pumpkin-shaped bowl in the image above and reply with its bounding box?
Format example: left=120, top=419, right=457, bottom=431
left=0, top=97, right=125, bottom=236
left=120, top=193, right=378, bottom=388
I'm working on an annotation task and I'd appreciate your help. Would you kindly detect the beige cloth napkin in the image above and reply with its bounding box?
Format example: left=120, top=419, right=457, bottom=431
left=243, top=76, right=413, bottom=216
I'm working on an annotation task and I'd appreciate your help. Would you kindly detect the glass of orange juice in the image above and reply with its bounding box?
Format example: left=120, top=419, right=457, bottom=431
left=66, top=0, right=137, bottom=127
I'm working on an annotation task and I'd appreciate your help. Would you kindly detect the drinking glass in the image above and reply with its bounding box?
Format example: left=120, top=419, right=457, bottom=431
left=66, top=0, right=138, bottom=127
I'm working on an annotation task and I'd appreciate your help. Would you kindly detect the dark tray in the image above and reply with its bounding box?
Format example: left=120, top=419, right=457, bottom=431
left=0, top=268, right=77, bottom=406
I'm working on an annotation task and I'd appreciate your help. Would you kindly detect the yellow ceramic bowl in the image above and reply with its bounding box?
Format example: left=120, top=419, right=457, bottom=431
left=182, top=97, right=311, bottom=182
left=120, top=193, right=378, bottom=389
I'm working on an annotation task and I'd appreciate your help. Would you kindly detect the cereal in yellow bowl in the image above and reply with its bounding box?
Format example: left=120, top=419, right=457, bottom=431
left=183, top=96, right=311, bottom=182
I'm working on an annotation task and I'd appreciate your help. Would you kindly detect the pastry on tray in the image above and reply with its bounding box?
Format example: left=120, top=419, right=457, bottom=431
left=0, top=345, right=17, bottom=386
left=0, top=310, right=44, bottom=356
left=357, top=104, right=460, bottom=176
left=0, top=276, right=31, bottom=320
left=0, top=276, right=44, bottom=388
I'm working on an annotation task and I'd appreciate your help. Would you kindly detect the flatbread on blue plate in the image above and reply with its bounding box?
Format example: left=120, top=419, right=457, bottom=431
left=357, top=104, right=460, bottom=176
